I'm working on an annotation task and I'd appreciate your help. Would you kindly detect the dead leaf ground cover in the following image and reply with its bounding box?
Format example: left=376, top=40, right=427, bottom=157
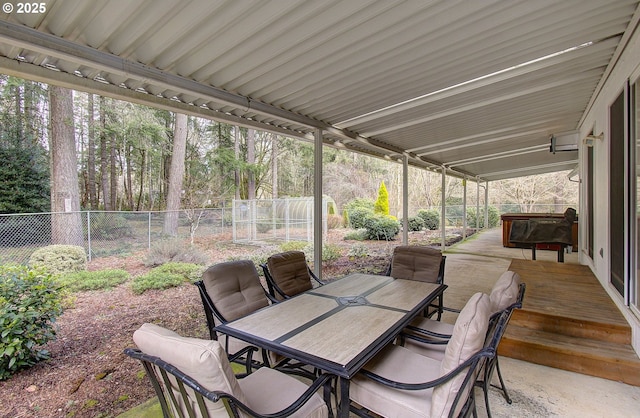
left=0, top=228, right=469, bottom=418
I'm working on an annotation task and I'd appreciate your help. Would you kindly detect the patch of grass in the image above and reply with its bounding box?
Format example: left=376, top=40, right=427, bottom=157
left=57, top=269, right=130, bottom=292
left=131, top=262, right=204, bottom=294
left=343, top=229, right=367, bottom=241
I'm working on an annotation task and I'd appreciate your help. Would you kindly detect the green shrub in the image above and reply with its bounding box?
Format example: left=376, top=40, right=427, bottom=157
left=256, top=222, right=272, bottom=234
left=131, top=262, right=204, bottom=294
left=347, top=243, right=369, bottom=258
left=404, top=216, right=425, bottom=232
left=0, top=265, right=63, bottom=380
left=466, top=206, right=500, bottom=228
left=348, top=206, right=374, bottom=229
left=363, top=214, right=400, bottom=241
left=416, top=209, right=440, bottom=230
left=278, top=241, right=308, bottom=252
left=303, top=243, right=342, bottom=262
left=144, top=239, right=208, bottom=267
left=57, top=269, right=130, bottom=292
left=343, top=229, right=367, bottom=241
left=29, top=245, right=87, bottom=275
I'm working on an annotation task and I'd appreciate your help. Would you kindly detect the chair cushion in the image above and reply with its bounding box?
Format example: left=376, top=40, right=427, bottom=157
left=239, top=367, right=328, bottom=418
left=267, top=251, right=313, bottom=299
left=351, top=344, right=441, bottom=418
left=202, top=260, right=269, bottom=322
left=489, top=271, right=521, bottom=314
left=431, top=292, right=490, bottom=417
left=133, top=323, right=247, bottom=417
left=390, top=246, right=443, bottom=283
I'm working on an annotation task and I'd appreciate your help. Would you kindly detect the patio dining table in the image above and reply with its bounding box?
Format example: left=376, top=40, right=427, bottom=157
left=215, top=272, right=446, bottom=418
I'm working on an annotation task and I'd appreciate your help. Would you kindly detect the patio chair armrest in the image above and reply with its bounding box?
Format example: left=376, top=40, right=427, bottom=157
left=358, top=347, right=494, bottom=391
left=403, top=325, right=452, bottom=341
left=308, top=267, right=326, bottom=285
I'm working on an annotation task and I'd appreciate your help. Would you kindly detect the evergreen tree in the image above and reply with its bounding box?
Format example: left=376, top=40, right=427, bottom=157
left=0, top=144, right=49, bottom=213
left=374, top=181, right=390, bottom=215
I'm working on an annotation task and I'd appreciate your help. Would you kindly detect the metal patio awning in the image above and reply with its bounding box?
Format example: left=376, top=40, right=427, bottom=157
left=1, top=0, right=638, bottom=181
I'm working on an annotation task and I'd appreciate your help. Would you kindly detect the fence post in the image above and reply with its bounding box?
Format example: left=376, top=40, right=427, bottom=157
left=87, top=211, right=92, bottom=262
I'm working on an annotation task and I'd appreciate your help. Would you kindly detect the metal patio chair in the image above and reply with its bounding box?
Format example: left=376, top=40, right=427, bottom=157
left=261, top=250, right=325, bottom=300
left=349, top=293, right=505, bottom=418
left=195, top=259, right=278, bottom=369
left=401, top=271, right=526, bottom=418
left=125, top=323, right=334, bottom=418
left=386, top=245, right=447, bottom=320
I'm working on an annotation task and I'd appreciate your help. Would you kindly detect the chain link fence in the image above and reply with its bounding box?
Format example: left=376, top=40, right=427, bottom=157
left=0, top=209, right=228, bottom=264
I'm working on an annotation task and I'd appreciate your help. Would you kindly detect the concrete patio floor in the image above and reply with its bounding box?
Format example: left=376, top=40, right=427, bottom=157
left=120, top=228, right=640, bottom=417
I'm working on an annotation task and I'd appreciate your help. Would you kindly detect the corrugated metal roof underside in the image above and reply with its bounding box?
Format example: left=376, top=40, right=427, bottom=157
left=0, top=0, right=638, bottom=181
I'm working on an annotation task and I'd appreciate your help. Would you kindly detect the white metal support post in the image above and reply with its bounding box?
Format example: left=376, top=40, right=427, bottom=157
left=462, top=177, right=467, bottom=240
left=484, top=180, right=489, bottom=229
left=402, top=155, right=409, bottom=244
left=476, top=177, right=481, bottom=230
left=441, top=166, right=446, bottom=249
left=313, top=128, right=323, bottom=280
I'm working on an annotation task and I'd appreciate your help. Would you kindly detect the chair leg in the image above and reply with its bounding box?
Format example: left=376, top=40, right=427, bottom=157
left=491, top=356, right=513, bottom=404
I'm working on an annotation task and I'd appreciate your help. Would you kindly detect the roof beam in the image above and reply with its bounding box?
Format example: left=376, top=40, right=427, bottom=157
left=445, top=144, right=550, bottom=167
left=478, top=160, right=578, bottom=179
left=0, top=56, right=314, bottom=141
left=0, top=20, right=325, bottom=129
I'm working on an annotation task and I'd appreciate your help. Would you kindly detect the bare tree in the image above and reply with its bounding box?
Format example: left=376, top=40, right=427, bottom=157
left=163, top=112, right=188, bottom=236
left=49, top=85, right=83, bottom=246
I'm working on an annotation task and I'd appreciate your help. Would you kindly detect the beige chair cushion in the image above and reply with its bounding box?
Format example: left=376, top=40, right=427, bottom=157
left=133, top=323, right=246, bottom=418
left=239, top=367, right=328, bottom=418
left=267, top=251, right=313, bottom=299
left=489, top=271, right=521, bottom=314
left=201, top=260, right=269, bottom=322
left=350, top=344, right=441, bottom=418
left=390, top=246, right=443, bottom=283
left=431, top=292, right=490, bottom=417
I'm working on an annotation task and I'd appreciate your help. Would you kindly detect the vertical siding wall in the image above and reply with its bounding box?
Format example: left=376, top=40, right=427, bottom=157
left=580, top=23, right=640, bottom=356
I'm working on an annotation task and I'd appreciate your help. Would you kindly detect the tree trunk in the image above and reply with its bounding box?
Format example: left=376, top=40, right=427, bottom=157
left=125, top=140, right=134, bottom=209
left=136, top=148, right=146, bottom=211
left=247, top=128, right=256, bottom=200
left=100, top=96, right=111, bottom=210
left=49, top=85, right=83, bottom=246
left=110, top=132, right=117, bottom=209
left=163, top=113, right=188, bottom=236
left=87, top=93, right=97, bottom=209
